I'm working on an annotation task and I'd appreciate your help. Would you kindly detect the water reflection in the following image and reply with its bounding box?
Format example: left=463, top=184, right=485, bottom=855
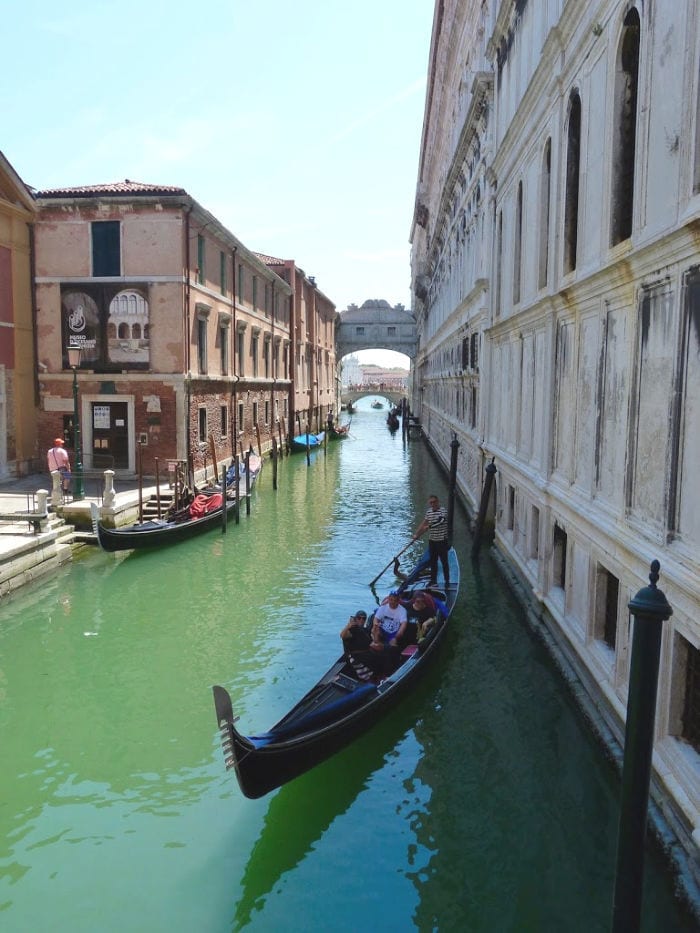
left=233, top=699, right=423, bottom=929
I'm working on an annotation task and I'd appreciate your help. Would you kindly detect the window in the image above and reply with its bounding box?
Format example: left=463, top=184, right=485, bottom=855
left=197, top=317, right=207, bottom=373
left=198, top=407, right=207, bottom=444
left=553, top=524, right=568, bottom=589
left=539, top=138, right=551, bottom=289
left=197, top=235, right=205, bottom=284
left=594, top=564, right=619, bottom=650
left=387, top=326, right=396, bottom=336
left=219, top=324, right=229, bottom=375
left=470, top=386, right=477, bottom=429
left=220, top=251, right=227, bottom=295
left=470, top=333, right=479, bottom=371
left=611, top=9, right=640, bottom=246
left=462, top=336, right=469, bottom=370
left=251, top=332, right=259, bottom=377
left=513, top=180, right=523, bottom=304
left=92, top=221, right=120, bottom=276
left=695, top=60, right=700, bottom=191
left=237, top=402, right=244, bottom=434
left=263, top=338, right=270, bottom=378
left=237, top=326, right=246, bottom=375
left=495, top=210, right=503, bottom=316
left=680, top=638, right=700, bottom=753
left=530, top=506, right=540, bottom=560
left=507, top=485, right=515, bottom=531
left=264, top=400, right=270, bottom=424
left=564, top=92, right=582, bottom=274
left=252, top=401, right=258, bottom=425
left=221, top=405, right=228, bottom=437
left=355, top=326, right=365, bottom=336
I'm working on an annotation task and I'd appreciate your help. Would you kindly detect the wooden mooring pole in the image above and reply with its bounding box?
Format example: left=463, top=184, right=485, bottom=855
left=272, top=437, right=278, bottom=490
left=471, top=457, right=497, bottom=558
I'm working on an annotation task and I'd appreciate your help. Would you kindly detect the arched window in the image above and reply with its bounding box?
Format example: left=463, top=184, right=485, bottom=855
left=611, top=8, right=640, bottom=245
left=513, top=181, right=523, bottom=305
left=538, top=138, right=552, bottom=289
left=564, top=92, right=582, bottom=274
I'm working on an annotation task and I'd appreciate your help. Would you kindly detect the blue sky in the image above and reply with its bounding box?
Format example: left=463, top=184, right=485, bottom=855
left=3, top=0, right=434, bottom=366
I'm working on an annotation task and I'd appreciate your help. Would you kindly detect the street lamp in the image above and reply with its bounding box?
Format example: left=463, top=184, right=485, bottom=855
left=67, top=345, right=85, bottom=500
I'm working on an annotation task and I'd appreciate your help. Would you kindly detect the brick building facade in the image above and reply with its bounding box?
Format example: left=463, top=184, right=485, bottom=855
left=32, top=181, right=334, bottom=484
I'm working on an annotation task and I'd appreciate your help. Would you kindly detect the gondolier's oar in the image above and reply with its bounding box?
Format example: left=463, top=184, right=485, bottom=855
left=369, top=540, right=414, bottom=587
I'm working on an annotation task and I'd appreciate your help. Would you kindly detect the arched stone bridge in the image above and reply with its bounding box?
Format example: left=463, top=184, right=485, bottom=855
left=341, top=386, right=407, bottom=408
left=337, top=299, right=417, bottom=360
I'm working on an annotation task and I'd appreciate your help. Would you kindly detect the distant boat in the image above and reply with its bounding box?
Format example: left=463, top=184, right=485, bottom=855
left=328, top=422, right=350, bottom=439
left=371, top=400, right=383, bottom=409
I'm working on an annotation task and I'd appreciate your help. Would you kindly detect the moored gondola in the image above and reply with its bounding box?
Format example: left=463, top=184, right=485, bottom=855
left=92, top=455, right=262, bottom=552
left=290, top=431, right=325, bottom=451
left=212, top=547, right=459, bottom=798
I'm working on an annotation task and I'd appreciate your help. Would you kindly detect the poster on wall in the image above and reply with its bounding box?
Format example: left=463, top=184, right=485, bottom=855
left=62, top=283, right=150, bottom=370
left=93, top=405, right=111, bottom=429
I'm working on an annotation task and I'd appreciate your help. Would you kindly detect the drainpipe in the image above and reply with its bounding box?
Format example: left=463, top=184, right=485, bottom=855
left=308, top=277, right=317, bottom=427
left=289, top=268, right=296, bottom=442
left=184, top=203, right=193, bottom=483
left=231, top=246, right=238, bottom=460
left=29, top=223, right=40, bottom=410
left=270, top=278, right=275, bottom=451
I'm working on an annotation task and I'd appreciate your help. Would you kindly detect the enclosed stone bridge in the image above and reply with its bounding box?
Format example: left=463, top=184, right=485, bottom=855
left=337, top=299, right=417, bottom=360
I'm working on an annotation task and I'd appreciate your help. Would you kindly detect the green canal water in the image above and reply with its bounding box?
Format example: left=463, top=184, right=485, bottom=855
left=0, top=401, right=696, bottom=931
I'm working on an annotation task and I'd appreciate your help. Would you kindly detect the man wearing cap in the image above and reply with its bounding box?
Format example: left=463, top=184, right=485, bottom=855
left=47, top=437, right=72, bottom=493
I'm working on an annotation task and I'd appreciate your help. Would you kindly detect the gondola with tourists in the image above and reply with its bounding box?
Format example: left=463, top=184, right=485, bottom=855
left=386, top=408, right=400, bottom=432
left=328, top=421, right=351, bottom=439
left=212, top=546, right=460, bottom=799
left=91, top=454, right=262, bottom=552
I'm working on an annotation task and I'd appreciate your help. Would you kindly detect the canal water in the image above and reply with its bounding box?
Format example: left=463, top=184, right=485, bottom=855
left=0, top=398, right=696, bottom=932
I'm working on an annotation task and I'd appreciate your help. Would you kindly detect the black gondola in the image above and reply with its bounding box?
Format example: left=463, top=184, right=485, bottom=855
left=92, top=456, right=261, bottom=552
left=212, top=547, right=460, bottom=799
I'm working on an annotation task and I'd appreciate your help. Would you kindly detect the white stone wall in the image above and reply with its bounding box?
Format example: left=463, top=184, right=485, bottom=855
left=412, top=0, right=700, bottom=865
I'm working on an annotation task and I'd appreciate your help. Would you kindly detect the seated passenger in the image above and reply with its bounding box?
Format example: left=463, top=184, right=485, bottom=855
left=401, top=592, right=436, bottom=646
left=362, top=591, right=407, bottom=673
left=340, top=609, right=371, bottom=652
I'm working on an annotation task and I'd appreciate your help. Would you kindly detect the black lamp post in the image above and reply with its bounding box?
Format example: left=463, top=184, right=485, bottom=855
left=67, top=345, right=85, bottom=500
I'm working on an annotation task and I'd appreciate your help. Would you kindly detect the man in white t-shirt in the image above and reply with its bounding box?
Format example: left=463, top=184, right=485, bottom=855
left=371, top=591, right=408, bottom=649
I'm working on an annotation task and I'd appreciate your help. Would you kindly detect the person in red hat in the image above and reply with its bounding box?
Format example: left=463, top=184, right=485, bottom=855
left=47, top=437, right=72, bottom=493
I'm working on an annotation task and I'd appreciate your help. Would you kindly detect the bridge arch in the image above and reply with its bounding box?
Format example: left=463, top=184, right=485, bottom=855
left=337, top=299, right=417, bottom=360
left=340, top=386, right=406, bottom=408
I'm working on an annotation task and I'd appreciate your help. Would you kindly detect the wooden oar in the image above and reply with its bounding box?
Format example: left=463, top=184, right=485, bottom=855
left=369, top=540, right=414, bottom=587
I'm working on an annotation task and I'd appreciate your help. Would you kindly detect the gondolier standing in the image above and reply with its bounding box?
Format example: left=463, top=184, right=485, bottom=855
left=413, top=494, right=450, bottom=587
